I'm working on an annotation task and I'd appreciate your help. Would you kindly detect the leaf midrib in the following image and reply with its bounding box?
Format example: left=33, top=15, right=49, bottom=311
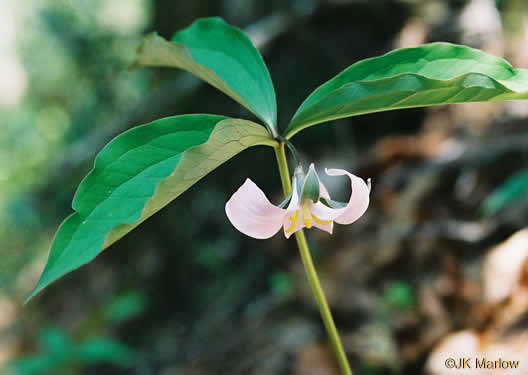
left=191, top=45, right=275, bottom=126
left=47, top=147, right=200, bottom=274
left=291, top=43, right=523, bottom=121
left=287, top=70, right=519, bottom=135
left=286, top=77, right=519, bottom=137
left=74, top=128, right=212, bottom=218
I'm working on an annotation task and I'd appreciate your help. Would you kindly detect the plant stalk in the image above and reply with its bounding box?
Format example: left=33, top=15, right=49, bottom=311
left=274, top=141, right=293, bottom=195
left=274, top=142, right=353, bottom=375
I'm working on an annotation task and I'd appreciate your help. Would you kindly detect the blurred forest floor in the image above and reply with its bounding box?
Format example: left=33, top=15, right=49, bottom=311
left=2, top=0, right=528, bottom=374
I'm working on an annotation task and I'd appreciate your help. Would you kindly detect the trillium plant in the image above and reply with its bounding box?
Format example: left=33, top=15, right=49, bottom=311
left=28, top=17, right=528, bottom=375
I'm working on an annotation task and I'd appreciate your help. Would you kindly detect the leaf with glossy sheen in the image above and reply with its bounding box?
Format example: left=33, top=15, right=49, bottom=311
left=27, top=115, right=275, bottom=302
left=286, top=43, right=528, bottom=138
left=136, top=17, right=277, bottom=136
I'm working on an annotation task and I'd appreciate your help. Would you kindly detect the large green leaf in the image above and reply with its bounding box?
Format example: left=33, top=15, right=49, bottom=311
left=286, top=42, right=528, bottom=138
left=27, top=115, right=275, bottom=301
left=136, top=17, right=278, bottom=136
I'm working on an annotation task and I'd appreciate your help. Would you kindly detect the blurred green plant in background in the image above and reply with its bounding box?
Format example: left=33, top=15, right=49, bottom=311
left=5, top=291, right=146, bottom=374
left=383, top=281, right=415, bottom=313
left=481, top=169, right=528, bottom=216
left=0, top=0, right=151, bottom=293
left=9, top=328, right=134, bottom=375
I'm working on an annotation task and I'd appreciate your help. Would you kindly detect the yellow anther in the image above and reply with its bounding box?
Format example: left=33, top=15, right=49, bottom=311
left=285, top=211, right=299, bottom=233
left=302, top=204, right=312, bottom=228
left=311, top=214, right=332, bottom=225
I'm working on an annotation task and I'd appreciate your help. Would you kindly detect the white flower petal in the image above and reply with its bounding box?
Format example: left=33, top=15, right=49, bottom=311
left=312, top=220, right=334, bottom=234
left=325, top=168, right=370, bottom=225
left=311, top=201, right=344, bottom=221
left=285, top=175, right=301, bottom=213
left=225, top=179, right=286, bottom=239
left=283, top=210, right=305, bottom=238
left=283, top=178, right=304, bottom=238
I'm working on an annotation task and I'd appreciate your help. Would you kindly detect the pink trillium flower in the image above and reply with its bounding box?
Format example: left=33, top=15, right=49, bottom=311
left=225, top=164, right=370, bottom=239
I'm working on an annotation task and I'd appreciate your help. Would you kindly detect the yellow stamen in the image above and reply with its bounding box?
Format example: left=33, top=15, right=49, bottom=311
left=285, top=211, right=299, bottom=233
left=312, top=214, right=332, bottom=225
left=302, top=204, right=312, bottom=228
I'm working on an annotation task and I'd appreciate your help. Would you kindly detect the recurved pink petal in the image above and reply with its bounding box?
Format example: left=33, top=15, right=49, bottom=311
left=325, top=168, right=370, bottom=225
left=225, top=179, right=286, bottom=239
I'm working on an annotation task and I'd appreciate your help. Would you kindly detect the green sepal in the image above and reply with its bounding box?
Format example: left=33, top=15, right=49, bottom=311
left=292, top=166, right=305, bottom=196
left=300, top=165, right=320, bottom=203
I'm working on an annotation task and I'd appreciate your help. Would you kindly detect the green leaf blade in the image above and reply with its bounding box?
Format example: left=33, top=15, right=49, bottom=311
left=27, top=115, right=275, bottom=302
left=136, top=17, right=277, bottom=135
left=72, top=115, right=216, bottom=216
left=286, top=43, right=528, bottom=138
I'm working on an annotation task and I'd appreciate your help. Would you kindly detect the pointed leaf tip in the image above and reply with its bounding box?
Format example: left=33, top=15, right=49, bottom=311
left=286, top=42, right=528, bottom=138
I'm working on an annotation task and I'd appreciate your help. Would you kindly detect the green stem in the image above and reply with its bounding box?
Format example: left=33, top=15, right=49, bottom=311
left=274, top=143, right=353, bottom=375
left=274, top=141, right=293, bottom=194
